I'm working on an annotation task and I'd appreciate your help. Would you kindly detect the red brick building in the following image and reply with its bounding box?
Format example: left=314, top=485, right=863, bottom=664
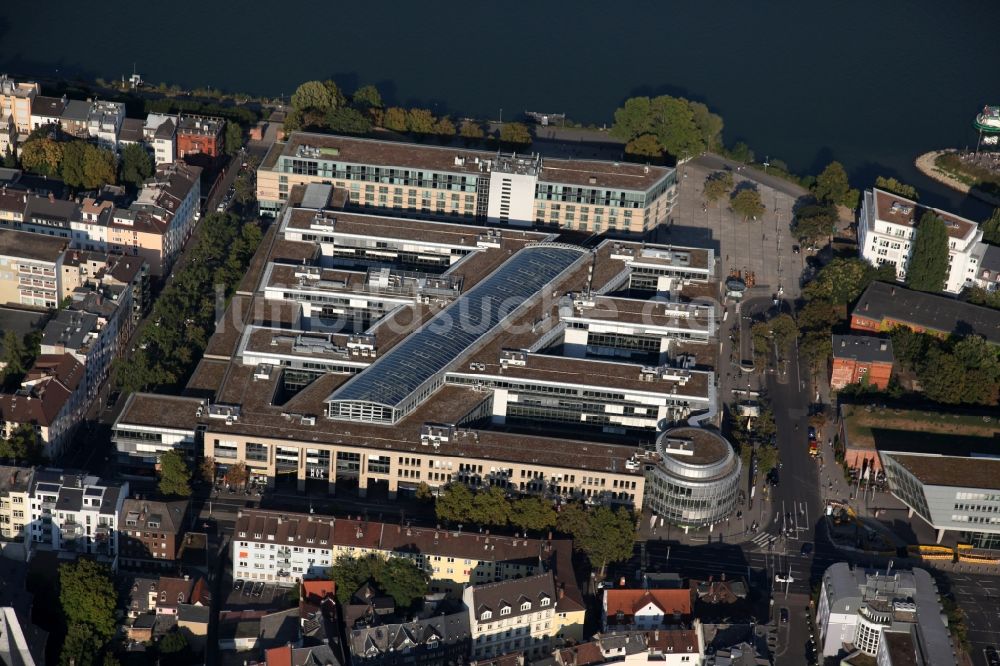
left=831, top=335, right=894, bottom=390
left=176, top=114, right=224, bottom=159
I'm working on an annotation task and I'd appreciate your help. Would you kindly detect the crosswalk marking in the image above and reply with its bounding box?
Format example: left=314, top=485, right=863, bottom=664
left=750, top=532, right=774, bottom=549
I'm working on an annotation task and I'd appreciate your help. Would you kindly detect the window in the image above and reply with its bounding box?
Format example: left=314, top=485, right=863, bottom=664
left=521, top=601, right=531, bottom=611
left=540, top=597, right=550, bottom=607
left=481, top=610, right=492, bottom=620
left=500, top=606, right=511, bottom=616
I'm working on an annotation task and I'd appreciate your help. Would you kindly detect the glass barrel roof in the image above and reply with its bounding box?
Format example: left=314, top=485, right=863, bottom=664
left=325, top=244, right=586, bottom=419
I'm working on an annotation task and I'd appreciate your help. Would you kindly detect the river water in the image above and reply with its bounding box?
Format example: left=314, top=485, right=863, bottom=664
left=3, top=0, right=999, bottom=216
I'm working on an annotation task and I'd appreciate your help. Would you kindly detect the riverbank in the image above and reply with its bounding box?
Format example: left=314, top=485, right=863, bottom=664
left=914, top=150, right=1000, bottom=207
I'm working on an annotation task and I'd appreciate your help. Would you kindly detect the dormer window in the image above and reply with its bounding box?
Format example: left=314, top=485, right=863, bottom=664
left=520, top=601, right=531, bottom=611
left=239, top=531, right=247, bottom=538
left=480, top=610, right=492, bottom=621
left=177, top=593, right=184, bottom=602
left=540, top=597, right=550, bottom=607
left=253, top=533, right=262, bottom=539
left=160, top=592, right=166, bottom=602
left=500, top=606, right=511, bottom=616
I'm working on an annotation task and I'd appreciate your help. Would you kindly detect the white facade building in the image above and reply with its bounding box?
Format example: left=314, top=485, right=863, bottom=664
left=144, top=114, right=177, bottom=165
left=28, top=469, right=127, bottom=569
left=859, top=188, right=984, bottom=294
left=816, top=563, right=954, bottom=664
left=465, top=573, right=558, bottom=660
left=486, top=154, right=540, bottom=226
left=86, top=100, right=125, bottom=150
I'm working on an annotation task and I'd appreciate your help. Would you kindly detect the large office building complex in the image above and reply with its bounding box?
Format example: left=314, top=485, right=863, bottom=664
left=257, top=132, right=677, bottom=235
left=116, top=182, right=731, bottom=522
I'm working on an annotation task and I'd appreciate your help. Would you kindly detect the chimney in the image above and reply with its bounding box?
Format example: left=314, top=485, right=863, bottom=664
left=618, top=576, right=626, bottom=588
left=880, top=341, right=888, bottom=351
left=891, top=287, right=896, bottom=296
left=721, top=572, right=726, bottom=581
left=48, top=192, right=54, bottom=202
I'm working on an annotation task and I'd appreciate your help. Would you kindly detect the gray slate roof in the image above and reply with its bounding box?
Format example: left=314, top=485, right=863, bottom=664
left=831, top=335, right=894, bottom=363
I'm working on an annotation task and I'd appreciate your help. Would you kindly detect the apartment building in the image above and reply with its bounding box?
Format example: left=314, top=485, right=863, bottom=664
left=86, top=100, right=125, bottom=150
left=0, top=354, right=86, bottom=458
left=464, top=573, right=559, bottom=660
left=27, top=469, right=127, bottom=568
left=816, top=563, right=954, bottom=664
left=257, top=132, right=676, bottom=234
left=0, top=466, right=33, bottom=557
left=0, top=228, right=68, bottom=308
left=112, top=393, right=206, bottom=469
left=129, top=161, right=202, bottom=273
left=0, top=75, right=39, bottom=137
left=28, top=95, right=65, bottom=130
left=602, top=588, right=695, bottom=631
left=858, top=188, right=984, bottom=294
left=176, top=114, right=224, bottom=159
left=231, top=509, right=554, bottom=594
left=59, top=99, right=92, bottom=138
left=144, top=114, right=177, bottom=165
left=60, top=250, right=149, bottom=325
left=118, top=497, right=190, bottom=571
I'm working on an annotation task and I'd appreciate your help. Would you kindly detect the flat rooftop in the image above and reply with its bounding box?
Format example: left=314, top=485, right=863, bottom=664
left=117, top=393, right=205, bottom=431
left=0, top=228, right=68, bottom=262
left=840, top=404, right=1000, bottom=454
left=887, top=452, right=1000, bottom=491
left=267, top=132, right=673, bottom=191
left=658, top=427, right=731, bottom=465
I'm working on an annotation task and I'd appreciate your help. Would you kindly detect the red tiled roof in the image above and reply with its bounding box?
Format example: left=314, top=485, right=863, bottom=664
left=265, top=645, right=292, bottom=666
left=605, top=588, right=694, bottom=621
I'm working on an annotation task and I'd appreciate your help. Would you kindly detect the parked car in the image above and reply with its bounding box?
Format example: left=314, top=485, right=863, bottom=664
left=807, top=425, right=817, bottom=441
left=800, top=542, right=814, bottom=556
left=233, top=579, right=244, bottom=591
left=252, top=582, right=264, bottom=597
left=984, top=646, right=1000, bottom=666
left=779, top=607, right=789, bottom=623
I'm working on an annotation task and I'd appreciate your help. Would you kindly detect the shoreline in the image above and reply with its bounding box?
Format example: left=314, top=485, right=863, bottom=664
left=914, top=150, right=1000, bottom=207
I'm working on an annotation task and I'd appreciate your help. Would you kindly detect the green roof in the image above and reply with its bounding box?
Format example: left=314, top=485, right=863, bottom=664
left=841, top=404, right=1000, bottom=455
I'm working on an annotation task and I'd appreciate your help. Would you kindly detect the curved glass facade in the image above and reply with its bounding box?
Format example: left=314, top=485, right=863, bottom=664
left=643, top=427, right=741, bottom=528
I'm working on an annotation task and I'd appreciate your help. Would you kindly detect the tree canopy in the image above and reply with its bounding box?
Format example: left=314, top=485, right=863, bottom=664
left=224, top=121, right=243, bottom=155
left=611, top=95, right=722, bottom=160
left=625, top=134, right=662, bottom=158
left=20, top=137, right=64, bottom=176
left=906, top=212, right=949, bottom=293
left=435, top=484, right=557, bottom=533
left=983, top=208, right=1000, bottom=245
left=802, top=257, right=884, bottom=304
left=792, top=204, right=837, bottom=245
left=119, top=143, right=154, bottom=188
left=890, top=328, right=1000, bottom=405
left=509, top=496, right=558, bottom=533
left=328, top=554, right=428, bottom=609
left=812, top=161, right=858, bottom=208
left=351, top=85, right=383, bottom=111
left=60, top=141, right=116, bottom=189
left=0, top=424, right=45, bottom=465
left=1, top=329, right=27, bottom=387
left=702, top=170, right=733, bottom=205
left=730, top=187, right=765, bottom=221
left=875, top=176, right=918, bottom=200
left=290, top=80, right=344, bottom=113
left=60, top=559, right=118, bottom=642
left=158, top=449, right=192, bottom=497
left=557, top=503, right=635, bottom=575
left=499, top=122, right=532, bottom=146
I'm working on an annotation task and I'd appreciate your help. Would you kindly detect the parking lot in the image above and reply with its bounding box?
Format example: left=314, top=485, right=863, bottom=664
left=225, top=573, right=288, bottom=610
left=946, top=572, right=1000, bottom=666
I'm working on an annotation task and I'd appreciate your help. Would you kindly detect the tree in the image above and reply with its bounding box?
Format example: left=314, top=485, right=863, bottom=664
left=875, top=176, right=918, bottom=200
left=2, top=146, right=17, bottom=168
left=60, top=140, right=89, bottom=188
left=1, top=329, right=26, bottom=385
left=753, top=408, right=776, bottom=439
left=755, top=445, right=779, bottom=476
left=199, top=456, right=216, bottom=484
left=558, top=504, right=635, bottom=576
left=158, top=629, right=189, bottom=655
left=433, top=116, right=456, bottom=137
left=510, top=496, right=557, bottom=533
left=703, top=171, right=734, bottom=205
left=689, top=101, right=724, bottom=151
left=730, top=188, right=765, bottom=221
left=435, top=483, right=474, bottom=523
left=383, top=107, right=409, bottom=132
left=797, top=298, right=839, bottom=332
left=792, top=204, right=837, bottom=245
left=291, top=80, right=337, bottom=113
left=86, top=145, right=117, bottom=188
left=21, top=137, right=63, bottom=176
left=625, top=134, right=663, bottom=158
left=415, top=482, right=434, bottom=502
left=800, top=330, right=834, bottom=370
left=813, top=162, right=851, bottom=207
left=906, top=212, right=949, bottom=292
left=324, top=107, right=371, bottom=135
left=728, top=141, right=754, bottom=164
left=0, top=424, right=45, bottom=464
left=459, top=120, right=485, bottom=140
left=60, top=559, right=117, bottom=642
left=952, top=335, right=1000, bottom=404
left=612, top=95, right=718, bottom=161
left=499, top=122, right=532, bottom=146
left=769, top=314, right=798, bottom=358
left=803, top=258, right=880, bottom=304
left=406, top=109, right=437, bottom=135
left=224, top=121, right=243, bottom=155
left=158, top=449, right=192, bottom=497
left=983, top=208, right=1000, bottom=245
left=610, top=97, right=654, bottom=142
left=919, top=346, right=967, bottom=404
left=377, top=556, right=430, bottom=609
left=328, top=555, right=428, bottom=610
left=119, top=143, right=154, bottom=188
left=351, top=85, right=383, bottom=111
left=61, top=622, right=100, bottom=666
left=470, top=485, right=511, bottom=527
left=226, top=461, right=249, bottom=489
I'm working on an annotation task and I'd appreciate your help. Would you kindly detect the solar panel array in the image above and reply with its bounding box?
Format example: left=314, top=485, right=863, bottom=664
left=325, top=244, right=586, bottom=421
